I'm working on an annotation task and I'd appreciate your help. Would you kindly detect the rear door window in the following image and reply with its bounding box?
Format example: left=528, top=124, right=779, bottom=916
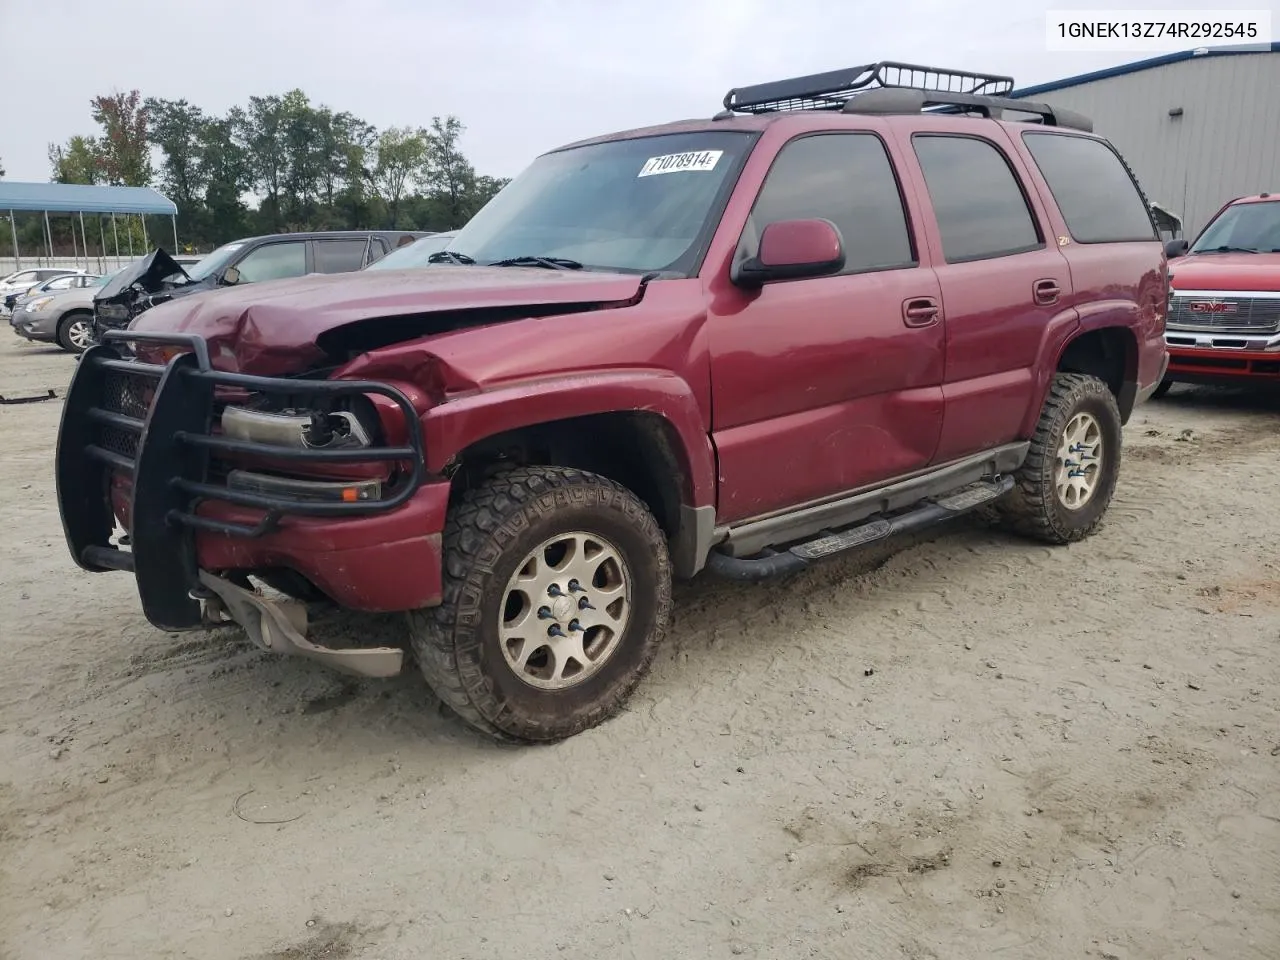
left=312, top=238, right=370, bottom=274
left=912, top=135, right=1042, bottom=263
left=233, top=241, right=307, bottom=284
left=1021, top=133, right=1156, bottom=243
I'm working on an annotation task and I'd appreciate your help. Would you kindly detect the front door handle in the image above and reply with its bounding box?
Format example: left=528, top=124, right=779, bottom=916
left=902, top=297, right=941, bottom=328
left=1034, top=279, right=1061, bottom=305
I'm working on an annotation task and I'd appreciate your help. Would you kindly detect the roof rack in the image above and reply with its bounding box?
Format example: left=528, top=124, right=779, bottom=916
left=718, top=60, right=1093, bottom=132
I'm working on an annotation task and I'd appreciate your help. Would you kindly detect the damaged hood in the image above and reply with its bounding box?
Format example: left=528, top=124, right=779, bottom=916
left=95, top=248, right=192, bottom=302
left=129, top=265, right=647, bottom=375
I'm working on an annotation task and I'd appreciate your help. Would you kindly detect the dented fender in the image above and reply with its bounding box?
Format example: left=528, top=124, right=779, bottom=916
left=422, top=370, right=717, bottom=508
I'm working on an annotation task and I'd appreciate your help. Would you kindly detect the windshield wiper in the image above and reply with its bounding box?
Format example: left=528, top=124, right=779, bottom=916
left=488, top=255, right=584, bottom=271
left=1200, top=245, right=1259, bottom=254
left=427, top=250, right=476, bottom=264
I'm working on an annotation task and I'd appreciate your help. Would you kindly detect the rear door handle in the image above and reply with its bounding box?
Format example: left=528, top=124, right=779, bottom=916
left=1034, top=279, right=1061, bottom=305
left=902, top=297, right=941, bottom=328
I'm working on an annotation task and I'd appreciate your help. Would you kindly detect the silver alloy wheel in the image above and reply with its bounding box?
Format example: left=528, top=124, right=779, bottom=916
left=1055, top=411, right=1103, bottom=509
left=499, top=531, right=632, bottom=690
left=67, top=318, right=93, bottom=350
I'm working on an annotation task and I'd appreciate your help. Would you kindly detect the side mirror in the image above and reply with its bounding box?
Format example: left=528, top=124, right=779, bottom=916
left=1164, top=238, right=1189, bottom=259
left=221, top=266, right=241, bottom=286
left=732, top=218, right=845, bottom=288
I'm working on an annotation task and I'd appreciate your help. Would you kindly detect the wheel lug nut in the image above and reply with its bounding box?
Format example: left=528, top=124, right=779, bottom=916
left=547, top=624, right=565, bottom=638
left=537, top=606, right=552, bottom=620
left=567, top=579, right=583, bottom=593
left=568, top=619, right=583, bottom=632
left=578, top=597, right=595, bottom=610
left=547, top=584, right=563, bottom=597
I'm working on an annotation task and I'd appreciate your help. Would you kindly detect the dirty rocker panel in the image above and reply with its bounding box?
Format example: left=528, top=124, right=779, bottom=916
left=55, top=331, right=427, bottom=632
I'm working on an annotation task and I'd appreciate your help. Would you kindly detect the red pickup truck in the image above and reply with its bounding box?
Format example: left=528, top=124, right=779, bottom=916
left=55, top=62, right=1169, bottom=742
left=1157, top=193, right=1280, bottom=394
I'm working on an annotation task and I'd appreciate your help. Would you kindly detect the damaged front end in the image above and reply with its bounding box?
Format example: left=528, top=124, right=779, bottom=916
left=55, top=329, right=438, bottom=677
left=92, top=248, right=205, bottom=341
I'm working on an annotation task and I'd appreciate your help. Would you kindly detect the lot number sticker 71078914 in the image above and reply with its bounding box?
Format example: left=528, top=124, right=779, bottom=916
left=637, top=150, right=723, bottom=177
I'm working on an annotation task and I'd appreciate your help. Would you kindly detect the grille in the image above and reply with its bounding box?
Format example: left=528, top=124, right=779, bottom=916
left=100, top=371, right=154, bottom=460
left=1167, top=295, right=1280, bottom=334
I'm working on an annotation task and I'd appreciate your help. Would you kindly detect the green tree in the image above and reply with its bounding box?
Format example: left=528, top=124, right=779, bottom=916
left=423, top=116, right=476, bottom=227
left=332, top=113, right=379, bottom=228
left=146, top=97, right=208, bottom=208
left=48, top=136, right=101, bottom=184
left=199, top=114, right=249, bottom=242
left=91, top=90, right=152, bottom=186
left=236, top=94, right=290, bottom=229
left=278, top=89, right=323, bottom=226
left=42, top=87, right=508, bottom=247
left=374, top=126, right=429, bottom=228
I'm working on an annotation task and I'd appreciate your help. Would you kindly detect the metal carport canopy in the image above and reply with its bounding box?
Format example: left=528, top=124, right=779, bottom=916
left=0, top=181, right=177, bottom=215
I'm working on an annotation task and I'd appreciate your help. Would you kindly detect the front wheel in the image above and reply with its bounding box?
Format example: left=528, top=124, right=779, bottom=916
left=994, top=373, right=1122, bottom=544
left=408, top=465, right=673, bottom=742
left=57, top=313, right=95, bottom=354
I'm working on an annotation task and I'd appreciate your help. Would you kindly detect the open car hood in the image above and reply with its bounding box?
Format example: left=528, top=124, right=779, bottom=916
left=129, top=265, right=648, bottom=375
left=95, top=248, right=191, bottom=303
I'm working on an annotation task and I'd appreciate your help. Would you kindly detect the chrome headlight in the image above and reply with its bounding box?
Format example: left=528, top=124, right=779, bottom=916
left=220, top=406, right=373, bottom=449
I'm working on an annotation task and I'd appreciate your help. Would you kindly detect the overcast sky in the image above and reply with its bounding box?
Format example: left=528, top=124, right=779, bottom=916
left=2, top=0, right=1276, bottom=185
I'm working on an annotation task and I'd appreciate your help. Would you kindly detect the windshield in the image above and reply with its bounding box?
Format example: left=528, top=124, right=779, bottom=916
left=184, top=241, right=248, bottom=281
left=443, top=131, right=753, bottom=276
left=365, top=234, right=457, bottom=270
left=1189, top=200, right=1280, bottom=253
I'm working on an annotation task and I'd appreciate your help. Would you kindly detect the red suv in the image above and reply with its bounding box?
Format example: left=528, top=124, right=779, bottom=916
left=1157, top=193, right=1280, bottom=394
left=56, top=62, right=1168, bottom=742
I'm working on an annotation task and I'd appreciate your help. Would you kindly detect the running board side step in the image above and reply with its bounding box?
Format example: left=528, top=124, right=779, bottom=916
left=705, top=476, right=1014, bottom=582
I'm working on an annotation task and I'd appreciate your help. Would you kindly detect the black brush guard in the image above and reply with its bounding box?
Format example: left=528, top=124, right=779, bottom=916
left=56, top=331, right=427, bottom=632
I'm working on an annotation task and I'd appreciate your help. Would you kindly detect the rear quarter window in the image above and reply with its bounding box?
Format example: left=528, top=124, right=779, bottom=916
left=1021, top=133, right=1157, bottom=244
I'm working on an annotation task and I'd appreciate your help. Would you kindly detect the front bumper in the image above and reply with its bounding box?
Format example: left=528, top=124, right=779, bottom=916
left=56, top=331, right=442, bottom=673
left=1163, top=331, right=1280, bottom=384
left=9, top=309, right=57, bottom=342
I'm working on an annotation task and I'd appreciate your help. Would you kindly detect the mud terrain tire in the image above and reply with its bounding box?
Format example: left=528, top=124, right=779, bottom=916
left=408, top=465, right=673, bottom=742
left=995, top=373, right=1122, bottom=544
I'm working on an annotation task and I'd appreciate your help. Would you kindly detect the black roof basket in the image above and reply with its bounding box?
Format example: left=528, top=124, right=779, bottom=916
left=720, top=60, right=1092, bottom=132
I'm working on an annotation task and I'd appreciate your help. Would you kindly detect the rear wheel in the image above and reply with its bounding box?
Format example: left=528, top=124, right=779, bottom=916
left=994, top=373, right=1122, bottom=544
left=408, top=465, right=672, bottom=742
left=57, top=312, right=94, bottom=353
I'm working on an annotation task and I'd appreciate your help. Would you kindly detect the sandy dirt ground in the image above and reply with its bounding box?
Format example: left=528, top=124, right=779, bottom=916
left=1, top=332, right=1278, bottom=960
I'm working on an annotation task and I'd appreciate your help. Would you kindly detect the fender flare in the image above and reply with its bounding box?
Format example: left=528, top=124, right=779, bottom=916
left=1020, top=304, right=1141, bottom=435
left=422, top=369, right=716, bottom=509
